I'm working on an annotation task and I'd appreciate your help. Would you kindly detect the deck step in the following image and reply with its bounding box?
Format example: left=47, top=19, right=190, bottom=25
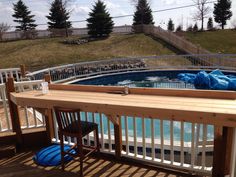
left=0, top=145, right=16, bottom=159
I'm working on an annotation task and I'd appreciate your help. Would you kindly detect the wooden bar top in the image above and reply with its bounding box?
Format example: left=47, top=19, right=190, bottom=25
left=10, top=89, right=236, bottom=127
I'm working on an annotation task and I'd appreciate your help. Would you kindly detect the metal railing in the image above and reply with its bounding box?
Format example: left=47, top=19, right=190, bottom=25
left=27, top=54, right=236, bottom=83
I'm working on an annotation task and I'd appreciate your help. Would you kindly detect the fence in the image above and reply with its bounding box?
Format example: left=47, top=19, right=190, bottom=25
left=27, top=54, right=236, bottom=83
left=141, top=25, right=211, bottom=55
left=1, top=25, right=133, bottom=41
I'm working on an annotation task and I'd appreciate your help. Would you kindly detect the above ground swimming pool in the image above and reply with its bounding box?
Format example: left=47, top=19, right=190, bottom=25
left=71, top=70, right=236, bottom=143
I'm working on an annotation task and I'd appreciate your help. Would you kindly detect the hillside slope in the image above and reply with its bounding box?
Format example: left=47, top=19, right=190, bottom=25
left=0, top=34, right=174, bottom=71
left=183, top=30, right=236, bottom=54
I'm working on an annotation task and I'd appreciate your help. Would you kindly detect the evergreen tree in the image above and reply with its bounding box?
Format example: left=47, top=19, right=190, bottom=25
left=133, top=0, right=154, bottom=25
left=187, top=25, right=193, bottom=32
left=193, top=23, right=199, bottom=32
left=213, top=0, right=232, bottom=29
left=207, top=17, right=214, bottom=30
left=12, top=0, right=37, bottom=31
left=167, top=18, right=174, bottom=31
left=87, top=0, right=114, bottom=37
left=176, top=25, right=182, bottom=32
left=47, top=0, right=71, bottom=29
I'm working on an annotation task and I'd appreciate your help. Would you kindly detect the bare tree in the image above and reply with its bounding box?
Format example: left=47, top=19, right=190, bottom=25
left=192, top=0, right=211, bottom=31
left=0, top=23, right=11, bottom=41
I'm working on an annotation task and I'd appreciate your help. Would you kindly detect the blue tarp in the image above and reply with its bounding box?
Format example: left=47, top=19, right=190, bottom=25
left=33, top=144, right=76, bottom=166
left=178, top=69, right=236, bottom=90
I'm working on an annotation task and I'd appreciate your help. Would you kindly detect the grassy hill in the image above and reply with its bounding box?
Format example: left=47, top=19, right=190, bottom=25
left=183, top=29, right=236, bottom=54
left=0, top=34, right=174, bottom=71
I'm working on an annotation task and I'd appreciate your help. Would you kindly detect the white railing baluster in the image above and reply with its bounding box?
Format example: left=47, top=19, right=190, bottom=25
left=5, top=72, right=8, bottom=80
left=24, top=107, right=29, bottom=128
left=53, top=110, right=59, bottom=142
left=180, top=121, right=184, bottom=166
left=15, top=71, right=20, bottom=81
left=33, top=109, right=37, bottom=127
left=191, top=123, right=196, bottom=168
left=85, top=112, right=90, bottom=145
left=142, top=117, right=146, bottom=159
left=99, top=113, right=104, bottom=150
left=0, top=73, right=3, bottom=83
left=151, top=119, right=155, bottom=160
left=170, top=121, right=174, bottom=164
left=92, top=113, right=96, bottom=147
left=107, top=118, right=112, bottom=152
left=202, top=124, right=207, bottom=169
left=125, top=116, right=129, bottom=155
left=195, top=124, right=200, bottom=159
left=133, top=117, right=137, bottom=157
left=0, top=85, right=11, bottom=130
left=160, top=119, right=164, bottom=162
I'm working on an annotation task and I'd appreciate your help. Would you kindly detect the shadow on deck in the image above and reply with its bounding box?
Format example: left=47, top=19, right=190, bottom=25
left=0, top=149, right=210, bottom=177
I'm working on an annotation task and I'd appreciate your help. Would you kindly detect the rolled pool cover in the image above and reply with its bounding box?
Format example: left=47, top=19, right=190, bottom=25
left=178, top=69, right=236, bottom=90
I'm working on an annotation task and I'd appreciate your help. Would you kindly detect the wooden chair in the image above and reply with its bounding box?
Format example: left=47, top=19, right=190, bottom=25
left=54, top=107, right=100, bottom=176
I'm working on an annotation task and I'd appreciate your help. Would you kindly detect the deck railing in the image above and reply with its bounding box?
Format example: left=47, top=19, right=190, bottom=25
left=2, top=55, right=236, bottom=176
left=0, top=80, right=45, bottom=131
left=26, top=54, right=236, bottom=83
left=51, top=112, right=213, bottom=174
left=0, top=68, right=21, bottom=83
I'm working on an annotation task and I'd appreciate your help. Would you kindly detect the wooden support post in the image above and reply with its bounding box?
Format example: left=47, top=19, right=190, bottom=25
left=114, top=115, right=122, bottom=159
left=44, top=109, right=55, bottom=144
left=20, top=65, right=26, bottom=78
left=6, top=77, right=23, bottom=147
left=212, top=126, right=234, bottom=177
left=44, top=74, right=51, bottom=83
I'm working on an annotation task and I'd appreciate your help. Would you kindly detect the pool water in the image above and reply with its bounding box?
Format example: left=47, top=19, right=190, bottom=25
left=74, top=70, right=217, bottom=142
left=81, top=112, right=213, bottom=143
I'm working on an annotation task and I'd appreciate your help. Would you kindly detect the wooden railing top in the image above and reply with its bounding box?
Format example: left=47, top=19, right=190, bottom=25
left=49, top=84, right=236, bottom=99
left=10, top=84, right=236, bottom=128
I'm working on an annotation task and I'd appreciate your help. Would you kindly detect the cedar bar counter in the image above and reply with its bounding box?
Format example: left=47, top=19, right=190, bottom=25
left=10, top=83, right=236, bottom=177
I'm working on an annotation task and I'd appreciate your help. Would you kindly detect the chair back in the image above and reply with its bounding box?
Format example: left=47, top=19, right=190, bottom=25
left=54, top=107, right=82, bottom=134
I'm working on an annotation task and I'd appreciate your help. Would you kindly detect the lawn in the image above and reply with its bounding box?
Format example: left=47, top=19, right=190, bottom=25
left=183, top=29, right=236, bottom=54
left=0, top=34, right=174, bottom=71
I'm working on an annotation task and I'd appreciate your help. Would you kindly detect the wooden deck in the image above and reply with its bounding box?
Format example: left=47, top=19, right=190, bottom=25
left=0, top=150, right=208, bottom=177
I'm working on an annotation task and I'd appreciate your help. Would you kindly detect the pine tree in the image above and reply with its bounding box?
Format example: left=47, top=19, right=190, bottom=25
left=213, top=0, right=232, bottom=29
left=176, top=25, right=182, bottom=32
left=207, top=17, right=214, bottom=30
left=47, top=0, right=71, bottom=29
left=87, top=0, right=114, bottom=38
left=193, top=23, right=199, bottom=32
left=133, top=0, right=154, bottom=25
left=167, top=18, right=174, bottom=31
left=187, top=25, right=193, bottom=32
left=12, top=0, right=37, bottom=31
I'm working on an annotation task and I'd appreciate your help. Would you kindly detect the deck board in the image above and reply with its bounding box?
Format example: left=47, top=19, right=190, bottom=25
left=0, top=150, right=207, bottom=177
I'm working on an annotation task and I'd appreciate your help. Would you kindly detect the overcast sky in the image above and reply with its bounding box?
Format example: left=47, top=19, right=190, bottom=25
left=0, top=0, right=235, bottom=30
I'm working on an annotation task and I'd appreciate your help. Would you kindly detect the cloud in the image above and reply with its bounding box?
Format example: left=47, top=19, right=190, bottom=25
left=160, top=0, right=183, bottom=6
left=70, top=5, right=90, bottom=15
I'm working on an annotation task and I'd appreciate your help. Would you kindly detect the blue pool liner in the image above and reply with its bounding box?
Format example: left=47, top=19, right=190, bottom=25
left=178, top=69, right=236, bottom=90
left=33, top=144, right=76, bottom=166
